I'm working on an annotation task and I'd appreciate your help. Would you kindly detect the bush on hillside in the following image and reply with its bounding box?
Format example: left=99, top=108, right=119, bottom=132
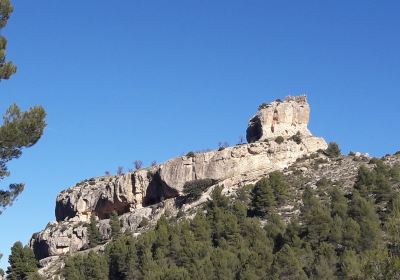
left=183, top=178, right=214, bottom=203
left=275, top=136, right=284, bottom=144
left=325, top=142, right=341, bottom=157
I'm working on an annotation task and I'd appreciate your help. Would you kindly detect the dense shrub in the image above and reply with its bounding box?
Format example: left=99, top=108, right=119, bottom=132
left=183, top=178, right=214, bottom=202
left=275, top=136, right=284, bottom=144
left=6, top=242, right=41, bottom=280
left=325, top=142, right=341, bottom=157
left=185, top=151, right=195, bottom=158
left=109, top=212, right=121, bottom=238
left=290, top=132, right=302, bottom=144
left=251, top=172, right=288, bottom=217
left=64, top=251, right=108, bottom=280
left=88, top=215, right=102, bottom=248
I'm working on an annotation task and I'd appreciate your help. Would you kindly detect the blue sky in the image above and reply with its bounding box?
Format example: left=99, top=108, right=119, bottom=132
left=1, top=0, right=400, bottom=269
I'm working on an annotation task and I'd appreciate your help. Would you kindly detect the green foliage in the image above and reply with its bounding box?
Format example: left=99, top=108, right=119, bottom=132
left=64, top=251, right=108, bottom=280
left=385, top=196, right=400, bottom=255
left=251, top=178, right=275, bottom=217
left=340, top=250, right=362, bottom=279
left=63, top=162, right=400, bottom=279
left=251, top=172, right=288, bottom=218
left=290, top=131, right=302, bottom=144
left=390, top=164, right=400, bottom=183
left=330, top=187, right=348, bottom=219
left=0, top=105, right=46, bottom=214
left=105, top=235, right=139, bottom=279
left=301, top=187, right=333, bottom=246
left=185, top=151, right=195, bottom=158
left=109, top=211, right=121, bottom=238
left=236, top=184, right=253, bottom=204
left=0, top=0, right=46, bottom=214
left=271, top=244, right=308, bottom=280
left=312, top=242, right=337, bottom=279
left=275, top=136, right=284, bottom=144
left=354, top=165, right=377, bottom=196
left=6, top=241, right=39, bottom=280
left=138, top=217, right=149, bottom=228
left=349, top=191, right=382, bottom=251
left=64, top=186, right=275, bottom=280
left=0, top=0, right=17, bottom=79
left=88, top=215, right=102, bottom=248
left=182, top=178, right=214, bottom=203
left=268, top=171, right=289, bottom=204
left=325, top=142, right=341, bottom=158
left=354, top=162, right=398, bottom=205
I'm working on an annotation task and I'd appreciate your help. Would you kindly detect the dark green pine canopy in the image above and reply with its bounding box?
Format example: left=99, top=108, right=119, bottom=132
left=0, top=0, right=46, bottom=214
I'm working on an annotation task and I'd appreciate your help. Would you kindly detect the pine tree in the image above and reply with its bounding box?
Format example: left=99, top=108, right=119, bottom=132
left=385, top=196, right=400, bottom=255
left=191, top=212, right=212, bottom=243
left=264, top=213, right=286, bottom=251
left=210, top=248, right=239, bottom=280
left=106, top=235, right=139, bottom=280
left=64, top=251, right=108, bottom=280
left=342, top=217, right=361, bottom=249
left=6, top=241, right=39, bottom=280
left=302, top=187, right=332, bottom=246
left=251, top=178, right=276, bottom=217
left=268, top=171, right=288, bottom=204
left=312, top=242, right=338, bottom=279
left=271, top=244, right=308, bottom=280
left=340, top=250, right=362, bottom=279
left=0, top=0, right=46, bottom=214
left=88, top=215, right=102, bottom=248
left=354, top=165, right=375, bottom=197
left=109, top=211, right=121, bottom=239
left=349, top=192, right=382, bottom=251
left=330, top=187, right=348, bottom=219
left=153, top=216, right=170, bottom=259
left=0, top=0, right=17, bottom=80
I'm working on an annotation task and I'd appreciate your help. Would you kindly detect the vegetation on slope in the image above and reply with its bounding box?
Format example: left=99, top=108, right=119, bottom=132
left=61, top=159, right=400, bottom=280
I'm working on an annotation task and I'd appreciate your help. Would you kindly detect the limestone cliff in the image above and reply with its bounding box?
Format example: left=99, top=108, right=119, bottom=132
left=29, top=96, right=327, bottom=263
left=247, top=95, right=311, bottom=143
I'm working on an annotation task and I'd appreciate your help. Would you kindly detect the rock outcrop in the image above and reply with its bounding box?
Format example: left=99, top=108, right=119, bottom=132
left=30, top=95, right=327, bottom=261
left=247, top=95, right=311, bottom=143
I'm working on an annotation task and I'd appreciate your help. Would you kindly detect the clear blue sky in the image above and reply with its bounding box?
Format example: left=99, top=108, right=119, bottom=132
left=1, top=0, right=400, bottom=269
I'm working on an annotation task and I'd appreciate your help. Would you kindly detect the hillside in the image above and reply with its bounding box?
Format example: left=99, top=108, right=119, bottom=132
left=4, top=96, right=400, bottom=280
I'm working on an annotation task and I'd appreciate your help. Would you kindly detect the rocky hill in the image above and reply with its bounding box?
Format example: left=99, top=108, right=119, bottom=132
left=25, top=95, right=400, bottom=279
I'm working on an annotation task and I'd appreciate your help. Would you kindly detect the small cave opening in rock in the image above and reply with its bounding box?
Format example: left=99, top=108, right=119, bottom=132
left=55, top=202, right=77, bottom=222
left=32, top=238, right=50, bottom=260
left=94, top=199, right=131, bottom=220
left=246, top=116, right=263, bottom=143
left=143, top=172, right=179, bottom=207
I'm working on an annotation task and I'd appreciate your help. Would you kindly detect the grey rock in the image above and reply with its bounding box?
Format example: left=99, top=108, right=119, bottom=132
left=30, top=96, right=327, bottom=260
left=247, top=95, right=311, bottom=143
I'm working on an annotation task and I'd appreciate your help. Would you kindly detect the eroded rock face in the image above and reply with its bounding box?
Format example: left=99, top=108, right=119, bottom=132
left=30, top=95, right=328, bottom=260
left=31, top=136, right=327, bottom=259
left=247, top=96, right=311, bottom=143
left=30, top=199, right=178, bottom=260
left=54, top=136, right=326, bottom=223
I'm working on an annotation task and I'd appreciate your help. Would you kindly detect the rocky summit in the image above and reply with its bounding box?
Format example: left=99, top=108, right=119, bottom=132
left=29, top=96, right=328, bottom=276
left=246, top=95, right=311, bottom=143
